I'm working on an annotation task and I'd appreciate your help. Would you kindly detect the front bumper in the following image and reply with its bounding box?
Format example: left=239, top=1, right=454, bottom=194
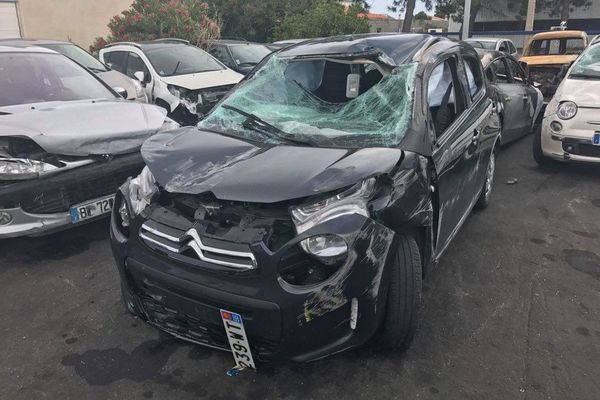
left=0, top=152, right=145, bottom=238
left=0, top=205, right=105, bottom=238
left=110, top=200, right=396, bottom=363
left=541, top=118, right=600, bottom=163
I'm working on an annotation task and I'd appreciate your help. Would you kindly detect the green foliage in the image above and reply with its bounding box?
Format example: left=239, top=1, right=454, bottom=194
left=89, top=0, right=220, bottom=53
left=414, top=11, right=430, bottom=20
left=273, top=2, right=370, bottom=41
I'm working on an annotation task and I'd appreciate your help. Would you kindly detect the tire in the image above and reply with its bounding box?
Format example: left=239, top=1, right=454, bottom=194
left=532, top=123, right=550, bottom=167
left=378, top=234, right=422, bottom=351
left=474, top=149, right=496, bottom=211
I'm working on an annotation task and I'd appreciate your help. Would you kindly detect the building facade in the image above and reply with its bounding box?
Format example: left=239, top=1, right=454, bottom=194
left=0, top=0, right=133, bottom=48
left=449, top=1, right=600, bottom=32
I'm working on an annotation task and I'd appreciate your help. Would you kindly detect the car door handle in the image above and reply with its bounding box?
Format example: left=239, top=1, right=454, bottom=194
left=522, top=95, right=529, bottom=101
left=504, top=96, right=511, bottom=102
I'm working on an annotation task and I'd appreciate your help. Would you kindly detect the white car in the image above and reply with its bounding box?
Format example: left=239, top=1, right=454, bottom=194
left=464, top=38, right=518, bottom=58
left=534, top=38, right=600, bottom=165
left=99, top=39, right=243, bottom=125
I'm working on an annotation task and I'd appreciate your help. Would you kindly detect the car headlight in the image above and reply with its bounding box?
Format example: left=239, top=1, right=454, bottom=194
left=290, top=178, right=376, bottom=261
left=0, top=158, right=58, bottom=180
left=125, top=166, right=158, bottom=215
left=167, top=84, right=186, bottom=99
left=291, top=178, right=376, bottom=234
left=131, top=78, right=144, bottom=98
left=557, top=101, right=577, bottom=120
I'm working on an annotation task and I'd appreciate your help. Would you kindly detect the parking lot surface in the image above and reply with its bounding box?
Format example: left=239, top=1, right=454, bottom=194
left=1, top=135, right=599, bottom=400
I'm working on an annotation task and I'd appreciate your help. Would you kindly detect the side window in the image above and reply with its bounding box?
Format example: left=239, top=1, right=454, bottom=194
left=491, top=59, right=509, bottom=83
left=210, top=46, right=232, bottom=67
left=498, top=41, right=508, bottom=53
left=507, top=59, right=526, bottom=83
left=126, top=52, right=149, bottom=81
left=508, top=41, right=517, bottom=55
left=462, top=55, right=484, bottom=98
left=428, top=58, right=467, bottom=138
left=104, top=51, right=127, bottom=74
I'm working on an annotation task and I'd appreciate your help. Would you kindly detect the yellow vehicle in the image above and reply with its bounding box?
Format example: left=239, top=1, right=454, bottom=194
left=520, top=30, right=589, bottom=101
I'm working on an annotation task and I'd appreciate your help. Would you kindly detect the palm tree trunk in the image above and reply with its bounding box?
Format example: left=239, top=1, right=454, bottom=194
left=401, top=0, right=416, bottom=33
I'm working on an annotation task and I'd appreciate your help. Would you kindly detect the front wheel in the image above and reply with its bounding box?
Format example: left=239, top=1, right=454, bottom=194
left=378, top=234, right=422, bottom=351
left=475, top=150, right=496, bottom=210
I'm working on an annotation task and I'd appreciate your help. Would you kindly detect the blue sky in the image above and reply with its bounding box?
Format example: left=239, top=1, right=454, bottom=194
left=368, top=0, right=427, bottom=17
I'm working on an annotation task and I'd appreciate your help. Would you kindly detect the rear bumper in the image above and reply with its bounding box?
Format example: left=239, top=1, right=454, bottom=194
left=110, top=200, right=396, bottom=363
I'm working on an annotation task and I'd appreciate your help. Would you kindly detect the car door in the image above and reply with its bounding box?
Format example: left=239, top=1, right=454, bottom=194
left=507, top=58, right=540, bottom=134
left=491, top=56, right=529, bottom=142
left=429, top=54, right=487, bottom=255
left=125, top=51, right=153, bottom=100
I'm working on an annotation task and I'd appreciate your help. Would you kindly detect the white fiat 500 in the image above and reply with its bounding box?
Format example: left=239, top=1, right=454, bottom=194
left=534, top=37, right=600, bottom=165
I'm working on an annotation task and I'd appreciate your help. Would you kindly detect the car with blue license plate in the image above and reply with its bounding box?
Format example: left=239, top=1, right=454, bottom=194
left=111, top=33, right=501, bottom=366
left=0, top=44, right=177, bottom=238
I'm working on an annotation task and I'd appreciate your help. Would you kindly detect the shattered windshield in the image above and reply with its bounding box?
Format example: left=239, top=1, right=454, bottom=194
left=527, top=38, right=586, bottom=56
left=570, top=44, right=600, bottom=79
left=199, top=55, right=417, bottom=148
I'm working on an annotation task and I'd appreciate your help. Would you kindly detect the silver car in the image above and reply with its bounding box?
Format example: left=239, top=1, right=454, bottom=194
left=0, top=38, right=147, bottom=102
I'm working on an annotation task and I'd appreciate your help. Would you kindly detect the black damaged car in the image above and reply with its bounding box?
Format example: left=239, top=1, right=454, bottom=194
left=111, top=33, right=501, bottom=366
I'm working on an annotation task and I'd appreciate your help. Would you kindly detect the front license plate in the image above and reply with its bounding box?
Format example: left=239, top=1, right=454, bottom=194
left=593, top=132, right=600, bottom=146
left=220, top=309, right=256, bottom=370
left=69, top=195, right=115, bottom=224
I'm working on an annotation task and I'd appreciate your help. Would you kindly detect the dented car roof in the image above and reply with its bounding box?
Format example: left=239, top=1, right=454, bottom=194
left=277, top=33, right=439, bottom=66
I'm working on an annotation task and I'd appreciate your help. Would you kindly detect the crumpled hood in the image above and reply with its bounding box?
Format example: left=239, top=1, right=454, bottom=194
left=0, top=99, right=167, bottom=156
left=161, top=69, right=243, bottom=90
left=142, top=128, right=402, bottom=203
left=553, top=77, right=600, bottom=108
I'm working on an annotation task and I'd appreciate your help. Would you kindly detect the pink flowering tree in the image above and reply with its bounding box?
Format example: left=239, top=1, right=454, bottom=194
left=90, top=0, right=220, bottom=53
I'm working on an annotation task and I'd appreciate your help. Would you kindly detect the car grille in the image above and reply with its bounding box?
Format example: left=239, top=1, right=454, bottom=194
left=139, top=221, right=257, bottom=270
left=20, top=168, right=137, bottom=213
left=562, top=141, right=600, bottom=158
left=529, top=67, right=564, bottom=101
left=138, top=293, right=279, bottom=361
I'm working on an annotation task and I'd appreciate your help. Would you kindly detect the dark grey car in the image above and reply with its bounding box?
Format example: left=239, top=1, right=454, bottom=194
left=476, top=49, right=543, bottom=143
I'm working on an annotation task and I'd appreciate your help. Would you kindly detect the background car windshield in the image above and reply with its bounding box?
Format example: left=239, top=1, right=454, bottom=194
left=570, top=44, right=600, bottom=78
left=199, top=55, right=417, bottom=148
left=229, top=44, right=272, bottom=65
left=0, top=52, right=115, bottom=107
left=467, top=40, right=495, bottom=50
left=145, top=45, right=223, bottom=76
left=528, top=38, right=585, bottom=56
left=42, top=43, right=108, bottom=72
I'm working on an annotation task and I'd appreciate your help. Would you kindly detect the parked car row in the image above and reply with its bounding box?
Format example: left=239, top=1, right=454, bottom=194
left=0, top=30, right=596, bottom=371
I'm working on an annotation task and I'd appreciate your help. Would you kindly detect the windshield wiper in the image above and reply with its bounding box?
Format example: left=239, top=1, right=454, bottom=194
left=221, top=104, right=315, bottom=147
left=237, top=62, right=257, bottom=67
left=172, top=61, right=181, bottom=76
left=87, top=67, right=106, bottom=73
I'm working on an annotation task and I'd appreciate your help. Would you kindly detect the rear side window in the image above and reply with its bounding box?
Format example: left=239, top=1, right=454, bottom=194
left=125, top=52, right=149, bottom=80
left=428, top=58, right=467, bottom=138
left=104, top=51, right=127, bottom=74
left=508, top=41, right=517, bottom=54
left=462, top=55, right=484, bottom=98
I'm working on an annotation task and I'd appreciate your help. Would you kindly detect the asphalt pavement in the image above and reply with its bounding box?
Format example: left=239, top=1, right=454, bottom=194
left=1, top=134, right=599, bottom=400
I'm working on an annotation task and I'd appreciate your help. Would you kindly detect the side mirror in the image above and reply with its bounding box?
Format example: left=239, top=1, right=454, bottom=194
left=133, top=71, right=145, bottom=82
left=106, top=62, right=114, bottom=70
left=112, top=86, right=128, bottom=99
